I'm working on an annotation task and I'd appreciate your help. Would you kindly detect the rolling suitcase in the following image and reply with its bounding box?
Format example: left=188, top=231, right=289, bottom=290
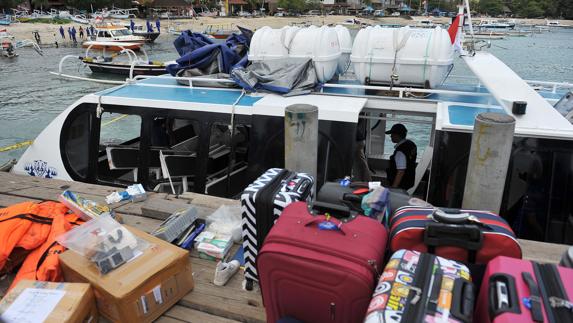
left=389, top=207, right=521, bottom=264
left=241, top=168, right=314, bottom=290
left=475, top=256, right=573, bottom=323
left=365, top=249, right=475, bottom=323
left=258, top=201, right=388, bottom=323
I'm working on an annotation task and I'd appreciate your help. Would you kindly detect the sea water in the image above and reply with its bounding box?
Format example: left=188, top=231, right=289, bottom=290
left=0, top=28, right=572, bottom=165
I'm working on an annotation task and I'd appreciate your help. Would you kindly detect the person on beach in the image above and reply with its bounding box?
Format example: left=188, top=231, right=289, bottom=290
left=385, top=124, right=417, bottom=190
left=79, top=26, right=84, bottom=39
left=59, top=26, right=65, bottom=39
left=71, top=27, right=77, bottom=44
left=155, top=18, right=160, bottom=33
left=130, top=19, right=135, bottom=32
left=90, top=26, right=95, bottom=37
left=86, top=26, right=91, bottom=38
left=67, top=27, right=72, bottom=41
left=146, top=20, right=153, bottom=33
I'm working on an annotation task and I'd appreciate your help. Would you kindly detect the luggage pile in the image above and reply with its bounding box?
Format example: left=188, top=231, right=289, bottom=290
left=242, top=168, right=573, bottom=323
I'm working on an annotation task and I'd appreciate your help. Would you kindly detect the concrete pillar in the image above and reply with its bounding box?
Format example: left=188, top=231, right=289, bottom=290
left=285, top=104, right=318, bottom=185
left=462, top=112, right=515, bottom=213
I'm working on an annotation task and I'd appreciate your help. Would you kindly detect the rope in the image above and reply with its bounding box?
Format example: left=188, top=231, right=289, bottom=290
left=0, top=111, right=129, bottom=153
left=421, top=31, right=433, bottom=87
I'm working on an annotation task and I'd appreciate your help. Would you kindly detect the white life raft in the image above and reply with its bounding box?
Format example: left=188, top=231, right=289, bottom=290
left=351, top=26, right=454, bottom=88
left=249, top=25, right=341, bottom=83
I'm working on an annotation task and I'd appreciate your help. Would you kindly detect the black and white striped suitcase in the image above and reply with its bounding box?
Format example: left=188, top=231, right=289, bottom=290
left=241, top=168, right=314, bottom=290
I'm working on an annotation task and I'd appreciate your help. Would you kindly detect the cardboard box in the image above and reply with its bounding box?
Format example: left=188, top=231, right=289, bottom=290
left=0, top=280, right=97, bottom=323
left=59, top=226, right=194, bottom=323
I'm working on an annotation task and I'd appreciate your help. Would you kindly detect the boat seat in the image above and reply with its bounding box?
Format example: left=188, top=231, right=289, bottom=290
left=407, top=145, right=433, bottom=195
left=106, top=146, right=138, bottom=169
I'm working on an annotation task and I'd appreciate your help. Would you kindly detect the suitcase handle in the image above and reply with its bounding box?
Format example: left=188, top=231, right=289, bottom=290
left=432, top=208, right=472, bottom=224
left=304, top=215, right=347, bottom=235
left=488, top=274, right=521, bottom=319
left=424, top=222, right=483, bottom=252
left=451, top=278, right=475, bottom=323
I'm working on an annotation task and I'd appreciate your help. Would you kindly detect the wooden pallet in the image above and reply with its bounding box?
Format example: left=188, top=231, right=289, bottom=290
left=0, top=172, right=570, bottom=322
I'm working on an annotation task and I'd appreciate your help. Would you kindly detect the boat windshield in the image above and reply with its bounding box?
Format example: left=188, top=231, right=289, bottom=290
left=110, top=29, right=131, bottom=36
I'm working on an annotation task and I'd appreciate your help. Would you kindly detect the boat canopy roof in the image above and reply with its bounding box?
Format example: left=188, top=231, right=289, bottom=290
left=79, top=52, right=573, bottom=140
left=91, top=77, right=367, bottom=123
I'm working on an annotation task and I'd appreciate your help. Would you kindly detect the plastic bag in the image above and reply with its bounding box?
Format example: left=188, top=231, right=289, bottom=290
left=56, top=214, right=148, bottom=274
left=206, top=205, right=242, bottom=243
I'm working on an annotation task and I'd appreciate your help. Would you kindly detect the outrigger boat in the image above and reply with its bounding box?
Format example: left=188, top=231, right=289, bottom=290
left=203, top=24, right=236, bottom=39
left=1, top=29, right=43, bottom=57
left=59, top=43, right=170, bottom=77
left=14, top=4, right=573, bottom=245
left=81, top=41, right=141, bottom=51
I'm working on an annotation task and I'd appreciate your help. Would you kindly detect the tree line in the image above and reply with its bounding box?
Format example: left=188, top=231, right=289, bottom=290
left=477, top=0, right=573, bottom=19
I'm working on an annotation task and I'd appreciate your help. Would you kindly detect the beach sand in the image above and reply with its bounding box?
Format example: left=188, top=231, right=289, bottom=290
left=2, top=15, right=570, bottom=44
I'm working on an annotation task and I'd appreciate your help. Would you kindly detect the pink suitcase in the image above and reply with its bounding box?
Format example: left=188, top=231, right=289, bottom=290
left=475, top=256, right=573, bottom=323
left=257, top=202, right=388, bottom=323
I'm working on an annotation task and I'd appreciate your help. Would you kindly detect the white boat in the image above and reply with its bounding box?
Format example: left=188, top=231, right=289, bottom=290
left=108, top=8, right=138, bottom=19
left=16, top=4, right=573, bottom=245
left=411, top=19, right=437, bottom=28
left=70, top=14, right=90, bottom=25
left=546, top=19, right=560, bottom=27
left=478, top=19, right=513, bottom=30
left=88, top=24, right=146, bottom=44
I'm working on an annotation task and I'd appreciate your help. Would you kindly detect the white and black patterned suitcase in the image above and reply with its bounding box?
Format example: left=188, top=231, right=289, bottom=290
left=241, top=168, right=314, bottom=290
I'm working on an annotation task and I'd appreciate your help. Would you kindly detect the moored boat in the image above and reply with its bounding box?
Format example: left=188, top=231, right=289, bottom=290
left=81, top=40, right=141, bottom=51
left=88, top=24, right=146, bottom=44
left=15, top=6, right=573, bottom=245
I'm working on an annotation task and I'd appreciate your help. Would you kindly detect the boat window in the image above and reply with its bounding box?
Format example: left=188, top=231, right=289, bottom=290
left=61, top=107, right=92, bottom=179
left=97, top=112, right=142, bottom=185
left=205, top=123, right=251, bottom=198
left=98, top=31, right=105, bottom=37
left=148, top=118, right=201, bottom=194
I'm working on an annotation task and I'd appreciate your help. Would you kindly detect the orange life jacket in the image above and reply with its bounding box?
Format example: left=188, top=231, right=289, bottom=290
left=9, top=212, right=83, bottom=291
left=0, top=201, right=68, bottom=270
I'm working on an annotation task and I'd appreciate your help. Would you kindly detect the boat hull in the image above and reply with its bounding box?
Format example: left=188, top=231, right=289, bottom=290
left=85, top=61, right=166, bottom=76
left=133, top=31, right=160, bottom=43
left=82, top=42, right=141, bottom=51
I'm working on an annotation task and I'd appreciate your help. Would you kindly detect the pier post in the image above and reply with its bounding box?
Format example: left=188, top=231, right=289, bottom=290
left=462, top=112, right=515, bottom=213
left=285, top=104, right=318, bottom=190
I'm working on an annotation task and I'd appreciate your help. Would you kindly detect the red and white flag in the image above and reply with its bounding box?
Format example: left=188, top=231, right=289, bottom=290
left=448, top=14, right=463, bottom=52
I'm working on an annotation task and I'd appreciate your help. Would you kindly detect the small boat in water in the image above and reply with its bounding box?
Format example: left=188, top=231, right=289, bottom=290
left=124, top=24, right=160, bottom=43
left=70, top=14, right=90, bottom=24
left=1, top=29, right=17, bottom=57
left=203, top=24, right=236, bottom=39
left=88, top=24, right=146, bottom=44
left=81, top=41, right=141, bottom=51
left=79, top=43, right=171, bottom=76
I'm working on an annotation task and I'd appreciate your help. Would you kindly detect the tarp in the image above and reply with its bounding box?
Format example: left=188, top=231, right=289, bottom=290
left=166, top=28, right=251, bottom=76
left=230, top=58, right=317, bottom=95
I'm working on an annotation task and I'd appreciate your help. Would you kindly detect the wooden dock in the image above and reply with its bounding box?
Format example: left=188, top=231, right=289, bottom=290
left=0, top=172, right=570, bottom=322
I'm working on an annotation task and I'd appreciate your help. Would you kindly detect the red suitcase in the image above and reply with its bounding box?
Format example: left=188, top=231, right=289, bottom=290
left=475, top=256, right=573, bottom=323
left=258, top=202, right=388, bottom=323
left=389, top=207, right=521, bottom=264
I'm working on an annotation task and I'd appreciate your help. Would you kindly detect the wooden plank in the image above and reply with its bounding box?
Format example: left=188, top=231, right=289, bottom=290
left=519, top=239, right=569, bottom=264
left=154, top=316, right=187, bottom=323
left=140, top=198, right=195, bottom=220
left=179, top=192, right=240, bottom=209
left=0, top=194, right=43, bottom=207
left=180, top=257, right=265, bottom=323
left=164, top=305, right=241, bottom=323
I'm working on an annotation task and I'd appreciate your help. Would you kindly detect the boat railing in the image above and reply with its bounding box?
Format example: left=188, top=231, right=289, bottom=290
left=129, top=74, right=491, bottom=100
left=447, top=75, right=573, bottom=93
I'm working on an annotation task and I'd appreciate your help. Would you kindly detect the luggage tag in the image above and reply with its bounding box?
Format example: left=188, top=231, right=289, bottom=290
left=318, top=214, right=341, bottom=231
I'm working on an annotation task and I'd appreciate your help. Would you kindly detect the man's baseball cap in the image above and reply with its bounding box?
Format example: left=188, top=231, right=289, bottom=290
left=385, top=123, right=407, bottom=136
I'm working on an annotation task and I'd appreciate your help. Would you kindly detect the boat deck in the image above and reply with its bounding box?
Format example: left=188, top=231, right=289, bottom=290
left=0, top=172, right=570, bottom=322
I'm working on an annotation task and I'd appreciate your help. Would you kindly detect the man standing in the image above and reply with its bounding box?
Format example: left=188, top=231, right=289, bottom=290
left=130, top=19, right=135, bottom=32
left=155, top=17, right=161, bottom=33
left=146, top=19, right=153, bottom=33
left=385, top=124, right=417, bottom=190
left=59, top=26, right=65, bottom=40
left=78, top=26, right=84, bottom=39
